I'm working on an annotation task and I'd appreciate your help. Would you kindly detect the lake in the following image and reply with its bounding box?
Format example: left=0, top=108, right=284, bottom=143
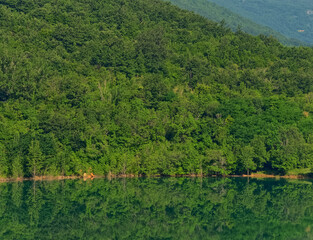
left=0, top=177, right=312, bottom=239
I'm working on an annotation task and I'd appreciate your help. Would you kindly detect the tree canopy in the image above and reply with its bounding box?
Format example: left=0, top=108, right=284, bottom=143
left=1, top=0, right=313, bottom=177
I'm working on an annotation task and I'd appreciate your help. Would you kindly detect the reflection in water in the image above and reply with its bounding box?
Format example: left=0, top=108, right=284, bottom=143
left=0, top=178, right=313, bottom=239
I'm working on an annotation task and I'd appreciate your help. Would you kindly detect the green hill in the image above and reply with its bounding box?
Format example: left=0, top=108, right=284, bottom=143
left=1, top=0, right=313, bottom=178
left=167, top=0, right=306, bottom=46
left=207, top=0, right=313, bottom=45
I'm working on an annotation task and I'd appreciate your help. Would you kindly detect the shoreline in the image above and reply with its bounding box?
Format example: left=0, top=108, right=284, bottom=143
left=0, top=173, right=310, bottom=183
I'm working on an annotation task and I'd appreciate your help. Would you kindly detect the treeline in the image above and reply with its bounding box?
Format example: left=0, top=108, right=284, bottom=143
left=1, top=0, right=313, bottom=178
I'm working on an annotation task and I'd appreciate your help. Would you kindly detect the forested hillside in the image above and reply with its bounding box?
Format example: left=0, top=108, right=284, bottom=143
left=167, top=0, right=305, bottom=46
left=207, top=0, right=313, bottom=45
left=1, top=0, right=313, bottom=178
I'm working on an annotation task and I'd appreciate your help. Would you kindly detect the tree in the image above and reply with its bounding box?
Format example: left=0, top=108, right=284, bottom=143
left=28, top=140, right=43, bottom=177
left=12, top=154, right=23, bottom=178
left=250, top=135, right=269, bottom=169
left=0, top=144, right=9, bottom=177
left=205, top=149, right=228, bottom=176
left=241, top=145, right=256, bottom=175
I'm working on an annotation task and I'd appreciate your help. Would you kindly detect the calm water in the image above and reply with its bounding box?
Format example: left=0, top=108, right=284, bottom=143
left=1, top=177, right=313, bottom=240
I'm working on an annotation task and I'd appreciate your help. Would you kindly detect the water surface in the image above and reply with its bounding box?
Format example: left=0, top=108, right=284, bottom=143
left=1, top=177, right=313, bottom=239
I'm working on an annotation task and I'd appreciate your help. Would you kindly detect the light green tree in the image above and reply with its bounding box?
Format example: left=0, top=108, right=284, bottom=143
left=28, top=140, right=43, bottom=177
left=241, top=145, right=256, bottom=175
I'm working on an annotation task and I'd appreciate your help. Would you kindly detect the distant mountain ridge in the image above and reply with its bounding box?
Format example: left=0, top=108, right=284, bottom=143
left=167, top=0, right=306, bottom=46
left=206, top=0, right=313, bottom=45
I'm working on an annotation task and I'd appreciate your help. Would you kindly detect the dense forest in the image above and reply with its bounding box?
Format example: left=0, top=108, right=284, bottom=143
left=168, top=0, right=306, bottom=46
left=1, top=0, right=313, bottom=178
left=1, top=178, right=313, bottom=239
left=206, top=0, right=313, bottom=45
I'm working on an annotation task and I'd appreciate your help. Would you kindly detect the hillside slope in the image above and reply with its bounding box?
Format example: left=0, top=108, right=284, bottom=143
left=167, top=0, right=306, bottom=46
left=207, top=0, right=313, bottom=45
left=1, top=0, right=313, bottom=178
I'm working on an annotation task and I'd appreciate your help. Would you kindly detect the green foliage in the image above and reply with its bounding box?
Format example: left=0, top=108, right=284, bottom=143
left=28, top=140, right=43, bottom=177
left=0, top=144, right=9, bottom=177
left=11, top=155, right=23, bottom=178
left=240, top=145, right=256, bottom=175
left=0, top=0, right=312, bottom=177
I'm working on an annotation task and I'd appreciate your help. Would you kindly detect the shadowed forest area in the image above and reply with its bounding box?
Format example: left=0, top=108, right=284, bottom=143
left=1, top=0, right=313, bottom=178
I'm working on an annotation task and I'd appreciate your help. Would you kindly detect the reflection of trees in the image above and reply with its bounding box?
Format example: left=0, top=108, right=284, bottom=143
left=0, top=178, right=312, bottom=239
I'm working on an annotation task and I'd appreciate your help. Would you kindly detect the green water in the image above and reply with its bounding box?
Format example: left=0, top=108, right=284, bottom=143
left=1, top=177, right=313, bottom=240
